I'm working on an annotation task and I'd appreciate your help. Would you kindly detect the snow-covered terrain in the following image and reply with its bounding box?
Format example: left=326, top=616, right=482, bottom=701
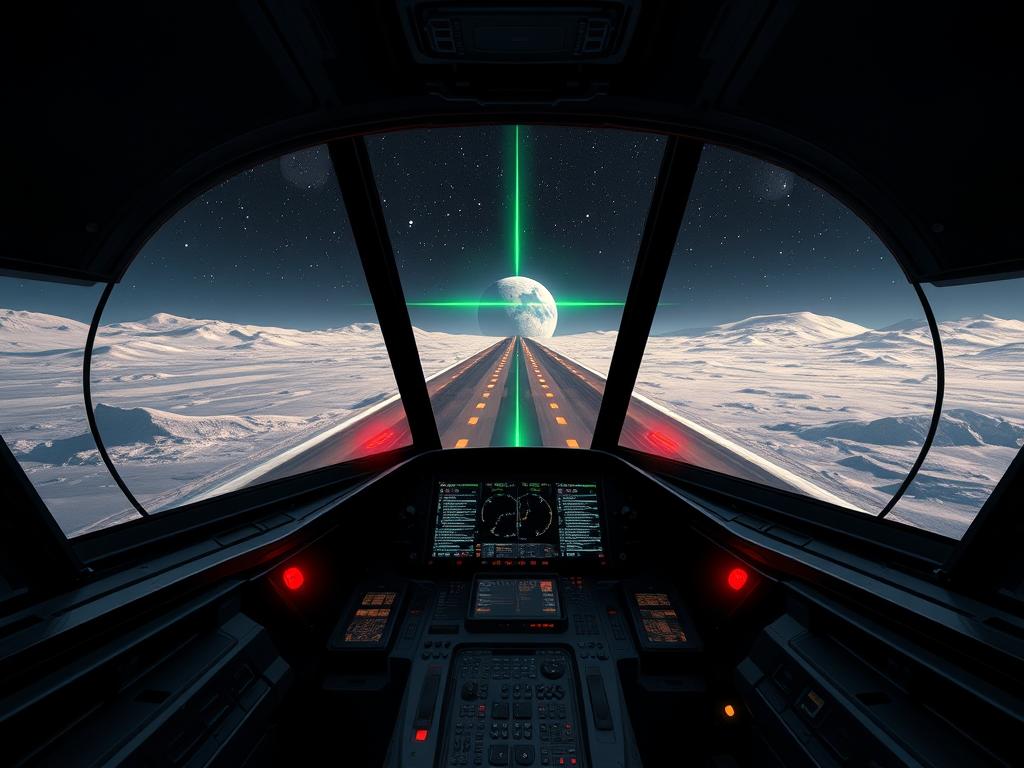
left=545, top=312, right=1024, bottom=538
left=0, top=309, right=496, bottom=535
left=3, top=307, right=1021, bottom=540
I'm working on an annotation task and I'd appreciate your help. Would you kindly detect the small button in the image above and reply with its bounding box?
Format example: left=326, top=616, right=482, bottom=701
left=489, top=744, right=509, bottom=766
left=514, top=745, right=536, bottom=765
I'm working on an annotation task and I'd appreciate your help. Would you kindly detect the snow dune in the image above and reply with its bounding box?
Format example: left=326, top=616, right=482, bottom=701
left=545, top=311, right=1024, bottom=538
left=1, top=310, right=497, bottom=534
left=2, top=308, right=1021, bottom=540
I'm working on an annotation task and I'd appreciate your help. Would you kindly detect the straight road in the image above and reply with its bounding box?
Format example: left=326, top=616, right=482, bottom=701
left=246, top=336, right=801, bottom=495
left=256, top=338, right=514, bottom=482
left=524, top=338, right=797, bottom=488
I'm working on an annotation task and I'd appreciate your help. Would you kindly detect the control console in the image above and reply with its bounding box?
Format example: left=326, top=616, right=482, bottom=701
left=443, top=648, right=584, bottom=767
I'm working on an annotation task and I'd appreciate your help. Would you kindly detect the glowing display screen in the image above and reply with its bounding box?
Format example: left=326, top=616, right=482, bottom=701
left=342, top=590, right=398, bottom=644
left=431, top=480, right=603, bottom=560
left=470, top=577, right=561, bottom=621
left=633, top=592, right=689, bottom=645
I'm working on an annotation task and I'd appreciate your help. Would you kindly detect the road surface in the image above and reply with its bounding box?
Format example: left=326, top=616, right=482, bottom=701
left=249, top=336, right=797, bottom=494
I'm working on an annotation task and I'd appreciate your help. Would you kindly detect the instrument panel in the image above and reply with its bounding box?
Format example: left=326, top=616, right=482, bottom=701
left=429, top=478, right=606, bottom=564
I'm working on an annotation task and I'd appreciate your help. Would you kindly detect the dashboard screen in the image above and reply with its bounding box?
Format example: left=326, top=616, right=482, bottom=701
left=342, top=590, right=398, bottom=644
left=431, top=480, right=604, bottom=560
left=470, top=577, right=562, bottom=621
left=633, top=592, right=689, bottom=645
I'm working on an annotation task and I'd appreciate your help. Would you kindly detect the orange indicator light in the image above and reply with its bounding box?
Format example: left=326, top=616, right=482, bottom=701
left=724, top=704, right=736, bottom=718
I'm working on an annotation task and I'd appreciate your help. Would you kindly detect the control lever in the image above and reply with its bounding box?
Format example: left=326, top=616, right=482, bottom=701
left=586, top=670, right=614, bottom=731
left=415, top=666, right=442, bottom=729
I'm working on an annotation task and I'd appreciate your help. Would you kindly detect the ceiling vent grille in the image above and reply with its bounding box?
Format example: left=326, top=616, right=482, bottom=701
left=399, top=1, right=639, bottom=64
left=577, top=18, right=611, bottom=55
left=426, top=18, right=461, bottom=55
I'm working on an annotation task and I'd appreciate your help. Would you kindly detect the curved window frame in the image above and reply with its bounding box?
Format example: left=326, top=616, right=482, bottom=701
left=70, top=138, right=429, bottom=555
left=49, top=125, right=971, bottom=566
left=597, top=138, right=954, bottom=553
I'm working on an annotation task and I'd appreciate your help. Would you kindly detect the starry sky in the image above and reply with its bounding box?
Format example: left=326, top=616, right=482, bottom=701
left=367, top=126, right=663, bottom=334
left=1, top=130, right=1020, bottom=333
left=654, top=144, right=940, bottom=333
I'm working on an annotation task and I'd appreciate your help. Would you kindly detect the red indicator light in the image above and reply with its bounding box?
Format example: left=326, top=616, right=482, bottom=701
left=727, top=567, right=749, bottom=592
left=282, top=566, right=305, bottom=591
left=364, top=428, right=396, bottom=450
left=645, top=429, right=679, bottom=454
left=414, top=728, right=429, bottom=742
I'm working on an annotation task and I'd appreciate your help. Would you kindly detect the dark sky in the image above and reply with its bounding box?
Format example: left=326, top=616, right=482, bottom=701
left=650, top=144, right=1022, bottom=333
left=1, top=147, right=377, bottom=329
left=1, top=131, right=1020, bottom=332
left=368, top=126, right=663, bottom=334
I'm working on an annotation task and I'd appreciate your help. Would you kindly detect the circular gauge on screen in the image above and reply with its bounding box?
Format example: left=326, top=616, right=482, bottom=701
left=517, top=493, right=554, bottom=538
left=481, top=493, right=519, bottom=538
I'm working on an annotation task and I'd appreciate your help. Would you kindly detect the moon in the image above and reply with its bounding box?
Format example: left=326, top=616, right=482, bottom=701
left=753, top=162, right=795, bottom=201
left=279, top=147, right=332, bottom=191
left=478, top=276, right=558, bottom=338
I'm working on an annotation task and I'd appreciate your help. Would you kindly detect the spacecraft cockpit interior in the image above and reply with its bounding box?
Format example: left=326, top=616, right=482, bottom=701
left=2, top=2, right=1022, bottom=766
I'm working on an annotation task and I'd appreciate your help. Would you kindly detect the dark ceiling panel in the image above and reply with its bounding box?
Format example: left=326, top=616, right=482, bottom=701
left=6, top=1, right=1019, bottom=285
left=734, top=3, right=1019, bottom=282
left=12, top=2, right=315, bottom=280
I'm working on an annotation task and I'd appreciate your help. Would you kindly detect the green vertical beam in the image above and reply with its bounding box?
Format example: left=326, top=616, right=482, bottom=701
left=514, top=339, right=521, bottom=446
left=514, top=125, right=521, bottom=276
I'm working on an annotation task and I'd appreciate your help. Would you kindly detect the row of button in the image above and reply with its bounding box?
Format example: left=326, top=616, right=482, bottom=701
left=576, top=641, right=608, bottom=661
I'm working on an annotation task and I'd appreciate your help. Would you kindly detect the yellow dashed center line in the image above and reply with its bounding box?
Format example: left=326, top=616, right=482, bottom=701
left=482, top=392, right=490, bottom=398
left=476, top=402, right=486, bottom=409
left=555, top=416, right=567, bottom=425
left=454, top=438, right=469, bottom=448
left=566, top=439, right=580, bottom=448
left=545, top=392, right=554, bottom=398
left=487, top=384, right=495, bottom=388
left=549, top=402, right=559, bottom=409
left=468, top=416, right=479, bottom=425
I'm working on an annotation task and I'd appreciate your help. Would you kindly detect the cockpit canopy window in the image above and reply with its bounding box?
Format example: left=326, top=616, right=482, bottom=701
left=622, top=145, right=1022, bottom=539
left=82, top=146, right=411, bottom=523
left=0, top=279, right=123, bottom=536
left=887, top=279, right=1024, bottom=537
left=0, top=146, right=403, bottom=533
left=366, top=126, right=665, bottom=449
left=1, top=130, right=1019, bottom=544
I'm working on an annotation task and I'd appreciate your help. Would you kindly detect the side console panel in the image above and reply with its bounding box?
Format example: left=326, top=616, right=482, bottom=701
left=737, top=614, right=1000, bottom=767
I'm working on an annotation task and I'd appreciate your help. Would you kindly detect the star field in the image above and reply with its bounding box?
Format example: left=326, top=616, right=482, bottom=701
left=2, top=131, right=1021, bottom=332
left=653, top=145, right=924, bottom=332
left=368, top=126, right=664, bottom=334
